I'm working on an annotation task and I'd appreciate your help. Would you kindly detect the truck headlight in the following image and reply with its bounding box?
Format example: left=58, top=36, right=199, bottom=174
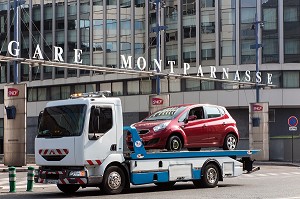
left=153, top=121, right=171, bottom=132
left=69, top=170, right=86, bottom=177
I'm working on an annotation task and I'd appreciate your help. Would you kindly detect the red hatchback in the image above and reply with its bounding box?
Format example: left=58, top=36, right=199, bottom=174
left=129, top=104, right=239, bottom=151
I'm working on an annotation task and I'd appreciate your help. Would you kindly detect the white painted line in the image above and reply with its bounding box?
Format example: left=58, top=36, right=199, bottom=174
left=255, top=174, right=268, bottom=177
left=280, top=172, right=291, bottom=175
left=266, top=173, right=278, bottom=176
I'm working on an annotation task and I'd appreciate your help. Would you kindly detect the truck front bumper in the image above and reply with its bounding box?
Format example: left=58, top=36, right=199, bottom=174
left=34, top=168, right=103, bottom=185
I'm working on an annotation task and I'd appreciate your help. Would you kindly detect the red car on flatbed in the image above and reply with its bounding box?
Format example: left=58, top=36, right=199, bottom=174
left=128, top=104, right=239, bottom=151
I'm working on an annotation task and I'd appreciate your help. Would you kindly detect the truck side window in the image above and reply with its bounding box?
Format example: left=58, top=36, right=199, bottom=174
left=89, top=106, right=113, bottom=138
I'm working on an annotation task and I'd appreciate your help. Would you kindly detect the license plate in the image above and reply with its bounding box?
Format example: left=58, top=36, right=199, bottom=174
left=46, top=179, right=58, bottom=184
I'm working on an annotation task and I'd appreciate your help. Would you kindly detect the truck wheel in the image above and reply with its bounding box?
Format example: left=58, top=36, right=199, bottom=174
left=223, top=134, right=237, bottom=150
left=167, top=135, right=182, bottom=151
left=196, top=163, right=219, bottom=188
left=101, top=166, right=125, bottom=195
left=57, top=184, right=80, bottom=194
left=154, top=181, right=176, bottom=189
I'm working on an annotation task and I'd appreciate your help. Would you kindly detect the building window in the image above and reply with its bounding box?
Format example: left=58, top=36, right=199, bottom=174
left=185, top=79, right=200, bottom=91
left=0, top=90, right=3, bottom=104
left=283, top=71, right=299, bottom=88
left=169, top=79, right=181, bottom=92
left=140, top=79, right=152, bottom=94
left=86, top=84, right=96, bottom=92
left=283, top=1, right=300, bottom=63
left=127, top=80, right=140, bottom=95
left=0, top=118, right=3, bottom=154
left=51, top=86, right=61, bottom=100
left=61, top=86, right=71, bottom=99
left=38, top=88, right=47, bottom=101
left=75, top=85, right=85, bottom=93
left=100, top=83, right=111, bottom=92
left=112, top=82, right=123, bottom=96
left=28, top=88, right=37, bottom=102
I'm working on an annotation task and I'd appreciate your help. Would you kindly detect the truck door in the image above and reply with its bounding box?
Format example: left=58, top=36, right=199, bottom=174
left=77, top=104, right=117, bottom=165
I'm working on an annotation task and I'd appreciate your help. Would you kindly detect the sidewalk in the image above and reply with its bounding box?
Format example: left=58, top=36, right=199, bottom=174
left=0, top=164, right=38, bottom=172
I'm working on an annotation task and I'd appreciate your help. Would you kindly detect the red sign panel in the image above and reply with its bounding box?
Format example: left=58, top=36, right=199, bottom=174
left=253, top=104, right=263, bottom=112
left=152, top=97, right=164, bottom=105
left=8, top=88, right=19, bottom=97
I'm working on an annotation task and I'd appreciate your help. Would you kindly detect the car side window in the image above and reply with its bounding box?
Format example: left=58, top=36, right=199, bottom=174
left=188, top=107, right=204, bottom=120
left=205, top=106, right=221, bottom=118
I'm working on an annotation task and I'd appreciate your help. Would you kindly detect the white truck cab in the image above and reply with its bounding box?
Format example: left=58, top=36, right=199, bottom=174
left=34, top=92, right=259, bottom=195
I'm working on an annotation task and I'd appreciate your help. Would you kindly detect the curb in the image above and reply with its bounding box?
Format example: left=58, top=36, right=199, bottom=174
left=254, top=161, right=300, bottom=167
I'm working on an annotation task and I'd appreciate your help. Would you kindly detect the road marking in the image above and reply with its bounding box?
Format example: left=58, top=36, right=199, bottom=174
left=280, top=172, right=291, bottom=175
left=255, top=174, right=268, bottom=177
left=266, top=173, right=278, bottom=176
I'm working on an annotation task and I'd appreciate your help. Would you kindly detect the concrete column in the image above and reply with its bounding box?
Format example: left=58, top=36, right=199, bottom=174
left=4, top=84, right=27, bottom=166
left=249, top=102, right=269, bottom=160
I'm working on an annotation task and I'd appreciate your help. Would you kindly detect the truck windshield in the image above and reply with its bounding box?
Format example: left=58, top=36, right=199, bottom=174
left=144, top=106, right=186, bottom=121
left=37, top=104, right=87, bottom=138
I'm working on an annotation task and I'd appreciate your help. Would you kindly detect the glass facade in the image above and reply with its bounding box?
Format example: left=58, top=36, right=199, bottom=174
left=284, top=0, right=300, bottom=63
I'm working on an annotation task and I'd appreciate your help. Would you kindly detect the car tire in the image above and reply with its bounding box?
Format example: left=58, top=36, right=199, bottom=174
left=223, top=134, right=238, bottom=150
left=57, top=184, right=80, bottom=194
left=187, top=148, right=201, bottom=151
left=101, top=166, right=125, bottom=195
left=166, top=135, right=183, bottom=151
left=194, top=163, right=219, bottom=188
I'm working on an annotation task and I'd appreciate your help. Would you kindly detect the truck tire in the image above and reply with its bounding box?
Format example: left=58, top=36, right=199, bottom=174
left=101, top=166, right=125, bottom=195
left=167, top=135, right=182, bottom=151
left=57, top=184, right=80, bottom=194
left=194, top=163, right=219, bottom=188
left=223, top=134, right=237, bottom=150
left=154, top=181, right=176, bottom=189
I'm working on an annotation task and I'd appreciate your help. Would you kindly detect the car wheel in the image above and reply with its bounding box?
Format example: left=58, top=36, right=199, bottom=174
left=167, top=135, right=183, bottom=151
left=187, top=148, right=201, bottom=151
left=194, top=163, right=219, bottom=188
left=223, top=134, right=237, bottom=150
left=57, top=184, right=80, bottom=194
left=101, top=166, right=125, bottom=195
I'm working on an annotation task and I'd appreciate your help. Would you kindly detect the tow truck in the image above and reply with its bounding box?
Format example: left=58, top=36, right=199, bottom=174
left=34, top=91, right=259, bottom=195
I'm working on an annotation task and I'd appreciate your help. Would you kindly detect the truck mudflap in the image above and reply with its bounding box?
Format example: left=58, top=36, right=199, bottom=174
left=240, top=157, right=260, bottom=173
left=35, top=170, right=88, bottom=185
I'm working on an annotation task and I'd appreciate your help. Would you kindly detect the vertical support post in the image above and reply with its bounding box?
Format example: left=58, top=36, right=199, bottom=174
left=255, top=14, right=259, bottom=103
left=155, top=0, right=161, bottom=95
left=9, top=167, right=16, bottom=193
left=26, top=166, right=34, bottom=192
left=13, top=0, right=20, bottom=84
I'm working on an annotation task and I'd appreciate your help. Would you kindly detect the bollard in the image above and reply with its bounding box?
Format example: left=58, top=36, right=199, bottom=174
left=26, top=166, right=34, bottom=192
left=8, top=167, right=16, bottom=193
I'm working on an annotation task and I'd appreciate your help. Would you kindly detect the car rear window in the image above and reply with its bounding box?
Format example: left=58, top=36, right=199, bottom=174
left=144, top=106, right=186, bottom=121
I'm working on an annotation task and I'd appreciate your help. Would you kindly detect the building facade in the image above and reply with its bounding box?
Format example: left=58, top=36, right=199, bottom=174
left=0, top=0, right=300, bottom=162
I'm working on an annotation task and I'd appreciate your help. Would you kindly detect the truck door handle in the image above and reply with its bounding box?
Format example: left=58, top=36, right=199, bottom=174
left=223, top=122, right=226, bottom=126
left=203, top=124, right=206, bottom=127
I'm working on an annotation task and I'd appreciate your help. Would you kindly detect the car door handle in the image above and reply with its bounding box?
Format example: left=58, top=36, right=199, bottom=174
left=202, top=124, right=206, bottom=127
left=223, top=122, right=226, bottom=126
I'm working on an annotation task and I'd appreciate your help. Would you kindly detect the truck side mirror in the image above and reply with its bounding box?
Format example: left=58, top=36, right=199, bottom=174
left=91, top=108, right=101, bottom=140
left=38, top=111, right=43, bottom=127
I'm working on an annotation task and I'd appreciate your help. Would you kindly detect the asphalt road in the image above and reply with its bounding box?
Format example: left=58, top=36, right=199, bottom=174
left=1, top=165, right=300, bottom=199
